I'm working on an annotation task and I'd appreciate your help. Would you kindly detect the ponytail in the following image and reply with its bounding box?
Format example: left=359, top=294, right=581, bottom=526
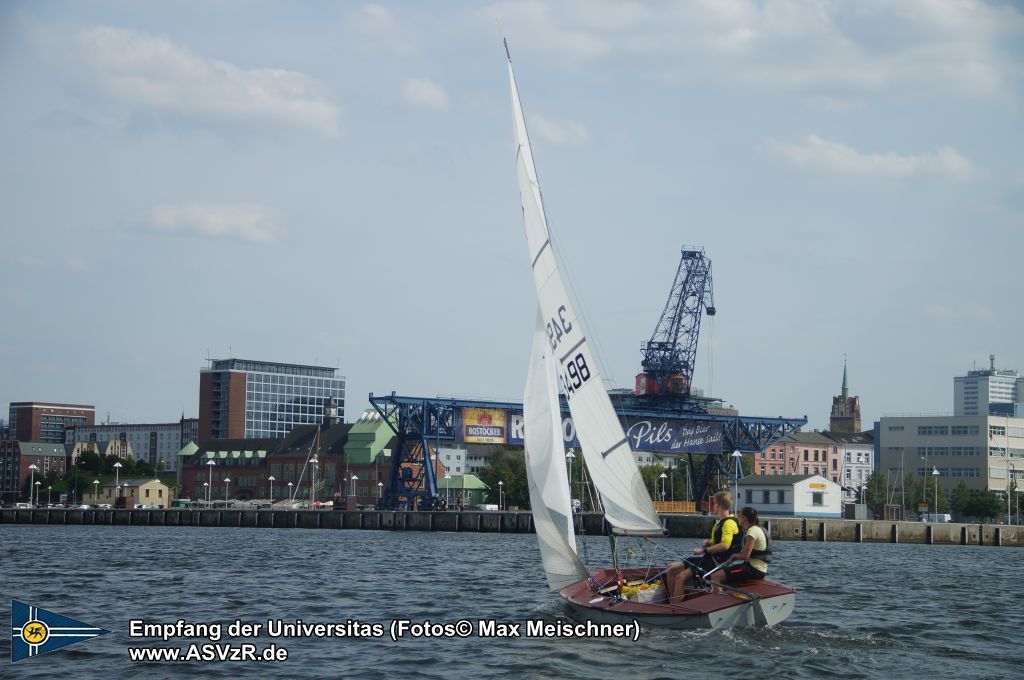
left=739, top=506, right=760, bottom=527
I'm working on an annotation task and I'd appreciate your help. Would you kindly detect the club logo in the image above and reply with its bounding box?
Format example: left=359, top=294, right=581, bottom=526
left=11, top=601, right=109, bottom=662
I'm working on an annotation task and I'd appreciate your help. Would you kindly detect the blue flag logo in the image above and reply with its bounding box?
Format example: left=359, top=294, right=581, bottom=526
left=11, top=600, right=109, bottom=662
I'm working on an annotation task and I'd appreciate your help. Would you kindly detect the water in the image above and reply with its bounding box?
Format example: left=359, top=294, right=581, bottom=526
left=1, top=525, right=1022, bottom=679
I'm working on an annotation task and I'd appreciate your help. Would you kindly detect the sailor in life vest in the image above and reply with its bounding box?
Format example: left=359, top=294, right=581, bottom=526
left=707, top=506, right=772, bottom=589
left=664, top=490, right=742, bottom=604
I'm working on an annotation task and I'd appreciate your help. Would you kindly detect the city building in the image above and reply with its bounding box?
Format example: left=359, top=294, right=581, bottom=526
left=437, top=474, right=489, bottom=507
left=7, top=402, right=94, bottom=443
left=0, top=441, right=68, bottom=503
left=877, top=415, right=1024, bottom=505
left=64, top=416, right=199, bottom=470
left=954, top=355, right=1023, bottom=417
left=824, top=431, right=875, bottom=504
left=738, top=474, right=842, bottom=518
left=199, top=359, right=346, bottom=441
left=0, top=418, right=8, bottom=441
left=829, top=361, right=862, bottom=433
left=86, top=479, right=171, bottom=508
left=757, top=432, right=839, bottom=482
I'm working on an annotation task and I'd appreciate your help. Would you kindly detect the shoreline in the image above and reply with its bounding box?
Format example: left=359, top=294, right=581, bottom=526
left=2, top=508, right=1021, bottom=547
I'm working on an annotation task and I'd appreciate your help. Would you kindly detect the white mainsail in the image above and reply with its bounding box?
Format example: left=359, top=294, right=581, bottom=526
left=508, top=51, right=663, bottom=536
left=524, top=311, right=590, bottom=590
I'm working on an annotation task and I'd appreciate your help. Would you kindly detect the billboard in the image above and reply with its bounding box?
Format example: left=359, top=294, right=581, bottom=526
left=462, top=408, right=507, bottom=444
left=507, top=414, right=723, bottom=455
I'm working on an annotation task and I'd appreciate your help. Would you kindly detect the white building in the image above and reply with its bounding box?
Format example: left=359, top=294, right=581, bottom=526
left=65, top=418, right=198, bottom=470
left=877, top=415, right=1024, bottom=502
left=954, top=355, right=1023, bottom=417
left=824, top=431, right=875, bottom=504
left=438, top=447, right=466, bottom=475
left=738, top=474, right=842, bottom=518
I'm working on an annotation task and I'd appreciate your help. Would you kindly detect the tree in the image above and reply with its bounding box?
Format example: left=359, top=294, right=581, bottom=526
left=863, top=472, right=888, bottom=508
left=478, top=448, right=528, bottom=509
left=135, top=459, right=154, bottom=477
left=949, top=481, right=972, bottom=519
left=639, top=464, right=666, bottom=500
left=964, top=489, right=1003, bottom=522
left=77, top=450, right=102, bottom=475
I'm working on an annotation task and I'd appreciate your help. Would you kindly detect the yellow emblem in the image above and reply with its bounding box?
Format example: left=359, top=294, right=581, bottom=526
left=21, top=620, right=49, bottom=645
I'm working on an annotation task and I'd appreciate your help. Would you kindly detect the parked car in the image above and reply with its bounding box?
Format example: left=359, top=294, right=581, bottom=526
left=78, top=505, right=90, bottom=509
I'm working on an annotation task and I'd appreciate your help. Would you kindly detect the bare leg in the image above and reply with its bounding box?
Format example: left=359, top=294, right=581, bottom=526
left=708, top=568, right=726, bottom=593
left=666, top=563, right=693, bottom=604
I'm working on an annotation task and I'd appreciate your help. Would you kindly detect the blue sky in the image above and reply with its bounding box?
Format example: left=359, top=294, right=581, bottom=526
left=1, top=0, right=1022, bottom=430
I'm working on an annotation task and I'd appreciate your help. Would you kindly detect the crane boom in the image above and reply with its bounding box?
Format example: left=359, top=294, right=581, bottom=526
left=635, top=247, right=715, bottom=402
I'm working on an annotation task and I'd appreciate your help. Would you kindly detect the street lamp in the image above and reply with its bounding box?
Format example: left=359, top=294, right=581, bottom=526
left=28, top=464, right=38, bottom=506
left=224, top=477, right=231, bottom=502
left=659, top=472, right=668, bottom=502
left=350, top=474, right=358, bottom=498
left=1007, top=462, right=1015, bottom=524
left=268, top=476, right=276, bottom=502
left=113, top=461, right=123, bottom=492
left=931, top=467, right=940, bottom=518
left=34, top=481, right=41, bottom=506
left=310, top=456, right=319, bottom=506
left=498, top=480, right=504, bottom=511
left=860, top=484, right=867, bottom=505
left=377, top=481, right=383, bottom=499
left=287, top=481, right=294, bottom=502
left=202, top=482, right=209, bottom=504
left=444, top=472, right=451, bottom=507
left=565, top=449, right=575, bottom=501
left=206, top=460, right=215, bottom=501
left=731, top=450, right=742, bottom=505
left=115, top=484, right=121, bottom=504
left=47, top=485, right=52, bottom=506
left=92, top=479, right=99, bottom=505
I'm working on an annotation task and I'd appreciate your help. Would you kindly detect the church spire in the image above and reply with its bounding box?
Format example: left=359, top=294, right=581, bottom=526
left=841, top=359, right=849, bottom=398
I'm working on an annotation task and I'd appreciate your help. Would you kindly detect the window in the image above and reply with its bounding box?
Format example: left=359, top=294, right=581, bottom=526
left=845, top=452, right=851, bottom=463
left=803, top=466, right=809, bottom=475
left=145, top=489, right=150, bottom=497
left=745, top=490, right=752, bottom=503
left=832, top=459, right=838, bottom=471
left=762, top=490, right=770, bottom=504
left=918, top=425, right=948, bottom=436
left=803, top=451, right=809, bottom=461
left=813, top=451, right=819, bottom=462
left=776, top=490, right=785, bottom=504
left=888, top=425, right=905, bottom=432
left=812, top=492, right=823, bottom=506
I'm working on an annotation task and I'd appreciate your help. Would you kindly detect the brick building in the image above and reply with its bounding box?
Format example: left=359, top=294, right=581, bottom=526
left=7, top=402, right=94, bottom=443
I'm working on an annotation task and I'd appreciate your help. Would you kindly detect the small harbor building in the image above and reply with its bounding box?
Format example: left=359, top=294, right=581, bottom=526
left=738, top=474, right=842, bottom=518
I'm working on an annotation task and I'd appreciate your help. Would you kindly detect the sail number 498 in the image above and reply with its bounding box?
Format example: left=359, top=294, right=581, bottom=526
left=561, top=353, right=591, bottom=397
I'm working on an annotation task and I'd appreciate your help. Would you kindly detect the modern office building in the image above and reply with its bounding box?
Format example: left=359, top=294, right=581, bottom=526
left=8, top=402, right=95, bottom=443
left=65, top=416, right=199, bottom=470
left=198, top=359, right=346, bottom=441
left=829, top=361, right=862, bottom=433
left=954, top=355, right=1023, bottom=417
left=877, top=415, right=1024, bottom=503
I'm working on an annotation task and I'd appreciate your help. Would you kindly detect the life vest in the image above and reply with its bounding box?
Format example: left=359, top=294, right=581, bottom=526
left=710, top=515, right=742, bottom=554
left=748, top=527, right=773, bottom=563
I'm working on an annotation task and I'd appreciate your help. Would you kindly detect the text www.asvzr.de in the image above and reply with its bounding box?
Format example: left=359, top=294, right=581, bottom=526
left=128, top=643, right=288, bottom=662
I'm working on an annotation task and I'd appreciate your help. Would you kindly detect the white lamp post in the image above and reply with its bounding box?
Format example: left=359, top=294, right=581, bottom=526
left=1008, top=462, right=1015, bottom=525
left=310, top=456, right=319, bottom=506
left=444, top=472, right=451, bottom=507
left=28, top=464, right=38, bottom=506
left=498, top=480, right=504, bottom=511
left=659, top=472, right=668, bottom=502
left=224, top=477, right=231, bottom=502
left=350, top=474, right=358, bottom=498
left=206, top=460, right=215, bottom=501
left=203, top=482, right=209, bottom=503
left=34, top=481, right=41, bottom=506
left=931, top=467, right=940, bottom=519
left=287, top=481, right=294, bottom=502
left=115, top=484, right=121, bottom=504
left=47, top=485, right=52, bottom=506
left=113, top=461, right=123, bottom=492
left=92, top=479, right=99, bottom=505
left=268, top=476, right=276, bottom=502
left=565, top=449, right=575, bottom=500
left=377, top=481, right=383, bottom=499
left=731, top=450, right=742, bottom=505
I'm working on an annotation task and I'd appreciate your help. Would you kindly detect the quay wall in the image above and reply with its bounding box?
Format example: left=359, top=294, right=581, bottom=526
left=1, top=509, right=1021, bottom=547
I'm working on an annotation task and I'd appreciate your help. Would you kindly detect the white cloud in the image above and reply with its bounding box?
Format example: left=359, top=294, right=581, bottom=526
left=72, top=26, right=343, bottom=137
left=65, top=258, right=88, bottom=272
left=146, top=203, right=284, bottom=244
left=345, top=4, right=417, bottom=56
left=482, top=0, right=1024, bottom=96
left=766, top=135, right=977, bottom=181
left=530, top=114, right=588, bottom=146
left=402, top=78, right=450, bottom=110
left=18, top=256, right=45, bottom=268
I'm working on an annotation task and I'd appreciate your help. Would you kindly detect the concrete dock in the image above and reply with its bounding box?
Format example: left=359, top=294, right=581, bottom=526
left=2, top=508, right=1022, bottom=547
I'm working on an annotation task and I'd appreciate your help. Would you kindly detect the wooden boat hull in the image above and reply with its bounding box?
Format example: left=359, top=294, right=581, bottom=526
left=559, top=568, right=796, bottom=630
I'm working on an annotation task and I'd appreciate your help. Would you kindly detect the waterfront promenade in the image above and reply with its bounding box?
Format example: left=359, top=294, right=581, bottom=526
left=2, top=508, right=1021, bottom=547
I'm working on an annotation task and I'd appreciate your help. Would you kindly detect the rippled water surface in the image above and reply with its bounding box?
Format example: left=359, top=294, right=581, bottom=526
left=1, top=525, right=1022, bottom=679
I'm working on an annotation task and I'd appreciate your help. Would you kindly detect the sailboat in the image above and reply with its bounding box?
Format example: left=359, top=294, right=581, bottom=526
left=507, top=42, right=795, bottom=629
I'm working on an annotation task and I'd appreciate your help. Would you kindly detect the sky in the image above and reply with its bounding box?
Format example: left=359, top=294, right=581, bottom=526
left=1, top=0, right=1022, bottom=431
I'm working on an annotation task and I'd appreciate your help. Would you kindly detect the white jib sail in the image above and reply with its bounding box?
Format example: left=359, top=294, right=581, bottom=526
left=508, top=56, right=663, bottom=535
left=524, top=310, right=590, bottom=590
